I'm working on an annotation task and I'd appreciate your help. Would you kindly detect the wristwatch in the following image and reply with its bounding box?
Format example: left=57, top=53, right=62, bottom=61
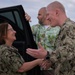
left=45, top=51, right=50, bottom=60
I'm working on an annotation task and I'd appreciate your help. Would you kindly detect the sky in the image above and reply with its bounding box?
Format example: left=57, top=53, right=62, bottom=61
left=0, top=0, right=75, bottom=26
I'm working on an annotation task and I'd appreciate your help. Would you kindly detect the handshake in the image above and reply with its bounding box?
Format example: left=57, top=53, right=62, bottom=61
left=26, top=42, right=52, bottom=70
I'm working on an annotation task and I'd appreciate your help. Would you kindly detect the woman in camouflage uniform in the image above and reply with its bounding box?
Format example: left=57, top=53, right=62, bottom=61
left=0, top=22, right=42, bottom=75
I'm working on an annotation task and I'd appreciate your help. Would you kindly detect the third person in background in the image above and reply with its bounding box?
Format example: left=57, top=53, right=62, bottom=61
left=31, top=7, right=60, bottom=53
left=31, top=7, right=60, bottom=75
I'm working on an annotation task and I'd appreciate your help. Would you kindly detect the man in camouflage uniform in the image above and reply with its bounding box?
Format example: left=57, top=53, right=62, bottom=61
left=26, top=1, right=75, bottom=75
left=50, top=18, right=75, bottom=75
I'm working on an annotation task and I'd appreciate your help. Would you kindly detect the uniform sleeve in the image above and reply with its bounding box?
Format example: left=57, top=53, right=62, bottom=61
left=50, top=25, right=75, bottom=65
left=1, top=48, right=25, bottom=72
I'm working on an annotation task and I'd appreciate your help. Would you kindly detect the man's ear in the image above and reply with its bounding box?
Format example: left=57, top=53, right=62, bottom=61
left=56, top=9, right=60, bottom=16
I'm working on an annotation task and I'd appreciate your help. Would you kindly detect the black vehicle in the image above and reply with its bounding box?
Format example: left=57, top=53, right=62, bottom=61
left=0, top=5, right=41, bottom=75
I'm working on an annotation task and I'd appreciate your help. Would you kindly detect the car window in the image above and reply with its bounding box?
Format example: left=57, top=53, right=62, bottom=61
left=14, top=11, right=23, bottom=30
left=0, top=10, right=23, bottom=30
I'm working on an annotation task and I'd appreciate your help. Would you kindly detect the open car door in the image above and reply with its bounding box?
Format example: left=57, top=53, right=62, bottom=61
left=0, top=5, right=41, bottom=75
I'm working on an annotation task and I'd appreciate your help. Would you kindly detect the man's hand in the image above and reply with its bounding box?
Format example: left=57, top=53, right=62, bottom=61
left=40, top=60, right=52, bottom=70
left=25, top=12, right=31, bottom=22
left=26, top=42, right=47, bottom=58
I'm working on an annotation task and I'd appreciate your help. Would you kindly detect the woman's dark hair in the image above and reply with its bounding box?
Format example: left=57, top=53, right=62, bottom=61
left=0, top=22, right=9, bottom=44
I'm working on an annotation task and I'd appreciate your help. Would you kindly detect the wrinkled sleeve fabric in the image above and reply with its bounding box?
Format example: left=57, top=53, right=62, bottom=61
left=50, top=23, right=75, bottom=67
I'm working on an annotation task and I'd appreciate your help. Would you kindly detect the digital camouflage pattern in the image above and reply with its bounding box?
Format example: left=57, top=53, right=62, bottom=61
left=0, top=44, right=26, bottom=75
left=50, top=18, right=75, bottom=75
left=32, top=25, right=60, bottom=53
